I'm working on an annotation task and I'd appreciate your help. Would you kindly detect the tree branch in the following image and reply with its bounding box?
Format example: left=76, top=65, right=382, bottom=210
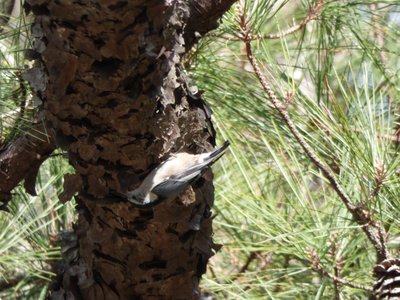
left=237, top=1, right=389, bottom=263
left=184, top=0, right=237, bottom=48
left=0, top=123, right=55, bottom=207
left=307, top=248, right=373, bottom=292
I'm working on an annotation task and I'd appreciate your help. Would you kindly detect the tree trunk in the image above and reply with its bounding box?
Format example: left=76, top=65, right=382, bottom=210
left=24, top=1, right=235, bottom=299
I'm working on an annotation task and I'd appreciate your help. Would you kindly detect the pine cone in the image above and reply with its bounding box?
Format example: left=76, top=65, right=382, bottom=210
left=374, top=258, right=400, bottom=299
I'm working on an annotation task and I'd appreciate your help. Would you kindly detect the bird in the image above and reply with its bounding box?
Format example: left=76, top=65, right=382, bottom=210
left=122, top=141, right=230, bottom=207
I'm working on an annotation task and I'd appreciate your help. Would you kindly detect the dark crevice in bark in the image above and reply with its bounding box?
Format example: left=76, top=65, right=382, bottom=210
left=93, top=249, right=125, bottom=267
left=139, top=259, right=167, bottom=270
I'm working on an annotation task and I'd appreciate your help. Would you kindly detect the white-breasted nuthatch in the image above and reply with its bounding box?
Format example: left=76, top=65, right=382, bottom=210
left=123, top=141, right=230, bottom=207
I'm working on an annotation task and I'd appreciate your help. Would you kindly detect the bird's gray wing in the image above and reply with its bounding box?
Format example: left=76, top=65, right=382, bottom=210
left=176, top=141, right=229, bottom=179
left=173, top=163, right=209, bottom=180
left=151, top=176, right=199, bottom=199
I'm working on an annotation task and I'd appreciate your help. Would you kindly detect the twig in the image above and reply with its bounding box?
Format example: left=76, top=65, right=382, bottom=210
left=237, top=1, right=389, bottom=263
left=208, top=264, right=222, bottom=285
left=307, top=249, right=373, bottom=292
left=232, top=251, right=274, bottom=291
left=328, top=232, right=342, bottom=299
left=231, top=251, right=260, bottom=281
left=333, top=263, right=340, bottom=300
left=238, top=251, right=258, bottom=274
left=368, top=161, right=385, bottom=201
left=260, top=0, right=324, bottom=40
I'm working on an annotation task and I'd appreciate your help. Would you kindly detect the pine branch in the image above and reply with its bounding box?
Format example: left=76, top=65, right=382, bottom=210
left=215, top=0, right=324, bottom=41
left=237, top=0, right=389, bottom=263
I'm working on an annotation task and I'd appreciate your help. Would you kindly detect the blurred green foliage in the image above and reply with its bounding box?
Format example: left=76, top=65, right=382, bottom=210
left=191, top=0, right=400, bottom=298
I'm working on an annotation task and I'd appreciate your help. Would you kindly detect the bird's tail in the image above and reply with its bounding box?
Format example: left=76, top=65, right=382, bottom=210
left=208, top=140, right=230, bottom=163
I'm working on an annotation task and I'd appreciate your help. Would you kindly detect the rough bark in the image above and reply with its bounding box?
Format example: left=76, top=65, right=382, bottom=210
left=24, top=0, right=235, bottom=299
